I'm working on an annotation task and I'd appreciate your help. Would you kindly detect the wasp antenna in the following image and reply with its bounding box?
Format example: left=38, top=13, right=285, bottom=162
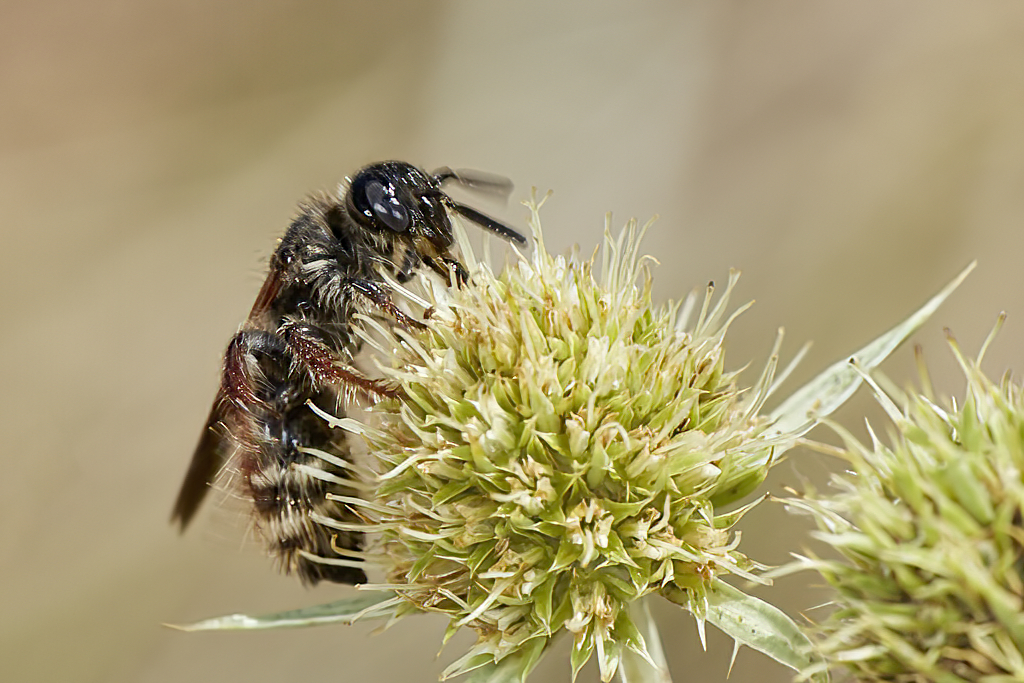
left=449, top=201, right=527, bottom=245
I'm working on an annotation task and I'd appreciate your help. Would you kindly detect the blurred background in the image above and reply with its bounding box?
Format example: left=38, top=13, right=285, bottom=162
left=3, top=2, right=1024, bottom=681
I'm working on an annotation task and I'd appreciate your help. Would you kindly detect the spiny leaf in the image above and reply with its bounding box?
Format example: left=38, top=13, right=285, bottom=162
left=769, top=262, right=975, bottom=441
left=170, top=591, right=399, bottom=631
left=703, top=580, right=826, bottom=682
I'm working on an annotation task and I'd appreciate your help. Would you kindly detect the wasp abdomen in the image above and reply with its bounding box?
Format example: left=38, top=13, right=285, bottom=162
left=225, top=327, right=366, bottom=585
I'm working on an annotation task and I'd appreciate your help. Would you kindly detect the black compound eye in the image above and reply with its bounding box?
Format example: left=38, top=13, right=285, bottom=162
left=365, top=180, right=410, bottom=232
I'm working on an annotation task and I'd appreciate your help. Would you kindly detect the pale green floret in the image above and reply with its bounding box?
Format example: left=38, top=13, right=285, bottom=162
left=787, top=322, right=1024, bottom=682
left=357, top=196, right=789, bottom=682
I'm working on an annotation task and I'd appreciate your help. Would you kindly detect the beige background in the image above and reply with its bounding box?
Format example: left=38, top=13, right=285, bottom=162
left=3, top=2, right=1024, bottom=682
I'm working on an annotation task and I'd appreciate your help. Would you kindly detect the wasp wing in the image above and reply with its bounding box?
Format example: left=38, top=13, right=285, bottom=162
left=432, top=166, right=514, bottom=202
left=171, top=264, right=284, bottom=530
left=171, top=394, right=234, bottom=529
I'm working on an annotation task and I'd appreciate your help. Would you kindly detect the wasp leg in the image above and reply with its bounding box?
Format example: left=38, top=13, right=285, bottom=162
left=222, top=330, right=288, bottom=410
left=394, top=248, right=422, bottom=283
left=422, top=255, right=469, bottom=286
left=280, top=321, right=401, bottom=402
left=346, top=278, right=428, bottom=330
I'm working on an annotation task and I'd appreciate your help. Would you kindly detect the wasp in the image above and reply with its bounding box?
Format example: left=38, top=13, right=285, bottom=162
left=171, top=161, right=526, bottom=584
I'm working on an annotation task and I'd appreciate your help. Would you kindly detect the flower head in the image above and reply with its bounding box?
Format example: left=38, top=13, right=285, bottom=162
left=351, top=198, right=787, bottom=681
left=786, top=321, right=1024, bottom=682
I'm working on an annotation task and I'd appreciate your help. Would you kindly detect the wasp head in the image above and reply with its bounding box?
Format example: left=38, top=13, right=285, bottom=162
left=346, top=161, right=526, bottom=263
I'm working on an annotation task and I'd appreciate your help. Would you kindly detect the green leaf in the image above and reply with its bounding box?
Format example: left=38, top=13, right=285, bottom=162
left=170, top=591, right=400, bottom=631
left=617, top=598, right=673, bottom=683
left=703, top=581, right=826, bottom=682
left=768, top=262, right=974, bottom=442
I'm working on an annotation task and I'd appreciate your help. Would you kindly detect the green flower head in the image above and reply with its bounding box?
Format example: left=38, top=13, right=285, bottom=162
left=787, top=321, right=1024, bottom=682
left=344, top=196, right=783, bottom=681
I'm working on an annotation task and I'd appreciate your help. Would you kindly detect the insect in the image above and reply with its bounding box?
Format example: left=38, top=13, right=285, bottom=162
left=171, top=160, right=526, bottom=585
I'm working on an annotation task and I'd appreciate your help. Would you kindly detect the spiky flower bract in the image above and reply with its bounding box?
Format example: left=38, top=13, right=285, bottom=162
left=331, top=196, right=812, bottom=682
left=786, top=322, right=1024, bottom=682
